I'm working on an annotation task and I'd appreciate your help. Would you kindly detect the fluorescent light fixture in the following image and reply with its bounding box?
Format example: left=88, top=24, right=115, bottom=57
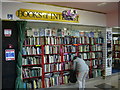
left=113, top=27, right=120, bottom=29
left=97, top=2, right=107, bottom=6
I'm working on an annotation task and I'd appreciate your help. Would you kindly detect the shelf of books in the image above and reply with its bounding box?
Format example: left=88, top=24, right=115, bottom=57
left=112, top=37, right=120, bottom=69
left=22, top=27, right=104, bottom=89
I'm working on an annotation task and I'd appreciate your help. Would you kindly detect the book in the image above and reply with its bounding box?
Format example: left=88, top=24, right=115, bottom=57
left=27, top=30, right=33, bottom=37
left=51, top=28, right=57, bottom=36
left=63, top=45, right=76, bottom=53
left=63, top=53, right=76, bottom=61
left=22, top=67, right=42, bottom=78
left=45, top=28, right=52, bottom=36
left=85, top=32, right=90, bottom=37
left=22, top=56, right=42, bottom=65
left=39, top=28, right=45, bottom=36
left=44, top=74, right=62, bottom=88
left=90, top=32, right=94, bottom=38
left=44, top=55, right=61, bottom=63
left=44, top=63, right=62, bottom=72
left=57, top=29, right=62, bottom=37
left=32, top=28, right=39, bottom=37
left=79, top=32, right=85, bottom=37
left=78, top=53, right=90, bottom=59
left=22, top=46, right=42, bottom=55
left=44, top=45, right=60, bottom=54
left=94, top=32, right=98, bottom=38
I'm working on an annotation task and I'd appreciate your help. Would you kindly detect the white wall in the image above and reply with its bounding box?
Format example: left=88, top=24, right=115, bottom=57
left=2, top=2, right=106, bottom=26
left=0, top=2, right=2, bottom=19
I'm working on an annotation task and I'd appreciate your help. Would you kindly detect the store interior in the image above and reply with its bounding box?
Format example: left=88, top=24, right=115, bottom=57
left=1, top=1, right=120, bottom=89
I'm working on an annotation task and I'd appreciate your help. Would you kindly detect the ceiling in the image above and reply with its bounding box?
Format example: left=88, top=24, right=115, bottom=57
left=41, top=2, right=119, bottom=14
left=2, top=0, right=119, bottom=14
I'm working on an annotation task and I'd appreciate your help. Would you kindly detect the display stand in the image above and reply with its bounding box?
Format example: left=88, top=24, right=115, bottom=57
left=112, top=33, right=120, bottom=73
left=103, top=28, right=112, bottom=76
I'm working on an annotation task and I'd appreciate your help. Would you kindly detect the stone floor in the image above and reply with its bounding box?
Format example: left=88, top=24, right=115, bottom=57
left=48, top=72, right=120, bottom=90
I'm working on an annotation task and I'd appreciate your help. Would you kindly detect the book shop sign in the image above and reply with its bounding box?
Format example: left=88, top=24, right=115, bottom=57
left=5, top=49, right=15, bottom=61
left=16, top=8, right=79, bottom=23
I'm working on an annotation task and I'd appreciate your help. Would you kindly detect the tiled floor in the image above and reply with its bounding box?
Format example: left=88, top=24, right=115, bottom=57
left=50, top=72, right=120, bottom=90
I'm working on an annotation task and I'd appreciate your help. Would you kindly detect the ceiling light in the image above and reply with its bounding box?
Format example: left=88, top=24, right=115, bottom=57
left=97, top=2, right=107, bottom=6
left=113, top=27, right=120, bottom=29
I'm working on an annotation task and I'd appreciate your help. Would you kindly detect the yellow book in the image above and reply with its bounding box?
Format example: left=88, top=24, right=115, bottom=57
left=33, top=80, right=37, bottom=89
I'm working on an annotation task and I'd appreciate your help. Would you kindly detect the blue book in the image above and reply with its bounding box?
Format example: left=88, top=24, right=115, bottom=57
left=39, top=28, right=45, bottom=36
left=90, top=32, right=94, bottom=38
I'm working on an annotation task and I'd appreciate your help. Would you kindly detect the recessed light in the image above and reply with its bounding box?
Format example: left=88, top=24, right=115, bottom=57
left=97, top=2, right=107, bottom=6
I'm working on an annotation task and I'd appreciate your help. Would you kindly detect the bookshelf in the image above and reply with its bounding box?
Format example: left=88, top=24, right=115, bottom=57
left=112, top=36, right=120, bottom=69
left=21, top=27, right=104, bottom=89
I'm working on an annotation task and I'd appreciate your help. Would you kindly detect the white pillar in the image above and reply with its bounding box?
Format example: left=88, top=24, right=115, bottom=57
left=102, top=28, right=112, bottom=76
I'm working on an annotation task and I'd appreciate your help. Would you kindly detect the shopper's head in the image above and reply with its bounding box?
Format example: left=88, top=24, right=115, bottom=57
left=73, top=55, right=81, bottom=60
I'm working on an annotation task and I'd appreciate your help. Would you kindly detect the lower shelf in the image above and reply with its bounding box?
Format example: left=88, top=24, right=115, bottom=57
left=23, top=76, right=42, bottom=80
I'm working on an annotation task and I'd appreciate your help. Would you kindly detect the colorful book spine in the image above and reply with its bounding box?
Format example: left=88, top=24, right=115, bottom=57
left=78, top=45, right=90, bottom=52
left=44, top=55, right=61, bottom=63
left=22, top=67, right=42, bottom=78
left=24, top=79, right=42, bottom=89
left=63, top=53, right=76, bottom=61
left=62, top=62, right=72, bottom=70
left=63, top=45, right=76, bottom=53
left=44, top=63, right=62, bottom=72
left=63, top=72, right=69, bottom=84
left=22, top=46, right=41, bottom=55
left=22, top=56, right=42, bottom=65
left=79, top=53, right=90, bottom=59
left=44, top=45, right=60, bottom=54
left=44, top=74, right=62, bottom=88
left=91, top=44, right=102, bottom=51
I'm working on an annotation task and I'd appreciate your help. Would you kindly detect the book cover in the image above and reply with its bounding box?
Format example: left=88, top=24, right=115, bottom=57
left=85, top=32, right=90, bottom=37
left=45, top=29, right=52, bottom=36
left=94, top=32, right=98, bottom=38
left=79, top=32, right=85, bottom=37
left=67, top=30, right=71, bottom=36
left=52, top=28, right=57, bottom=36
left=39, top=28, right=45, bottom=36
left=90, top=32, right=94, bottom=38
left=74, top=30, right=79, bottom=37
left=32, top=28, right=39, bottom=37
left=27, top=30, right=33, bottom=36
left=57, top=29, right=62, bottom=36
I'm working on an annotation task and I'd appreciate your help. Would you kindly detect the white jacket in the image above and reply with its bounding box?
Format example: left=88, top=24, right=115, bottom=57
left=73, top=57, right=89, bottom=72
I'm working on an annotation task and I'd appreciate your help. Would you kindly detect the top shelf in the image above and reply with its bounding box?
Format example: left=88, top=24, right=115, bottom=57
left=23, top=43, right=103, bottom=46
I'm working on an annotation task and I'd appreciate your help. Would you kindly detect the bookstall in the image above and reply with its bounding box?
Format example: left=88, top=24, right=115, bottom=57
left=112, top=28, right=120, bottom=73
left=22, top=22, right=105, bottom=88
left=2, top=2, right=112, bottom=89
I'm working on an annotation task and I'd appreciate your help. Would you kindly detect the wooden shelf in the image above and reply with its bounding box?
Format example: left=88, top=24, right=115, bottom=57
left=22, top=38, right=104, bottom=88
left=23, top=76, right=42, bottom=80
left=78, top=51, right=90, bottom=53
left=64, top=52, right=76, bottom=54
left=44, top=62, right=61, bottom=64
left=44, top=70, right=63, bottom=74
left=44, top=53, right=60, bottom=55
left=22, top=64, right=41, bottom=67
left=22, top=54, right=42, bottom=56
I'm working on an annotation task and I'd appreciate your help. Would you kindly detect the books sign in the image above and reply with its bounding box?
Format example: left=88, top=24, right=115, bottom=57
left=5, top=49, right=15, bottom=61
left=16, top=8, right=79, bottom=23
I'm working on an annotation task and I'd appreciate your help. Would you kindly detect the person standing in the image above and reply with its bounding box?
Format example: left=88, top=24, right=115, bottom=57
left=73, top=56, right=89, bottom=90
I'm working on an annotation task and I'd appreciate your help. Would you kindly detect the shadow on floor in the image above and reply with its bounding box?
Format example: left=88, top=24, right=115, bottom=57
left=95, top=83, right=117, bottom=90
